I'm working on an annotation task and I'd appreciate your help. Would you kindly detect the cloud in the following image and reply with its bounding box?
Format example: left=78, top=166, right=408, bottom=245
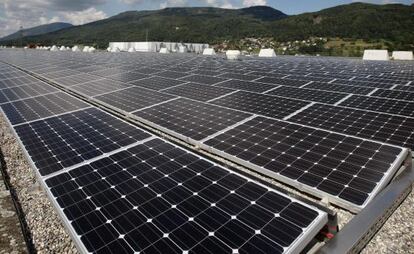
left=243, top=0, right=267, bottom=6
left=61, top=7, right=108, bottom=25
left=0, top=0, right=108, bottom=37
left=122, top=0, right=236, bottom=8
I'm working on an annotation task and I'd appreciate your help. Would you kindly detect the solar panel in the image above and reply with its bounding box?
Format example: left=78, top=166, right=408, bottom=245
left=180, top=74, right=227, bottom=85
left=303, top=82, right=373, bottom=95
left=338, top=95, right=414, bottom=118
left=370, top=88, right=414, bottom=101
left=130, top=76, right=186, bottom=91
left=210, top=91, right=311, bottom=119
left=214, top=79, right=276, bottom=93
left=1, top=92, right=90, bottom=125
left=107, top=72, right=150, bottom=83
left=133, top=98, right=252, bottom=141
left=266, top=86, right=348, bottom=104
left=10, top=107, right=151, bottom=176
left=255, top=77, right=309, bottom=87
left=94, top=86, right=176, bottom=113
left=332, top=79, right=393, bottom=89
left=0, top=75, right=40, bottom=89
left=163, top=83, right=236, bottom=102
left=0, top=82, right=58, bottom=104
left=157, top=70, right=189, bottom=79
left=392, top=84, right=414, bottom=92
left=71, top=79, right=132, bottom=97
left=218, top=73, right=260, bottom=81
left=202, top=116, right=408, bottom=211
left=53, top=74, right=102, bottom=87
left=44, top=138, right=328, bottom=254
left=288, top=103, right=414, bottom=150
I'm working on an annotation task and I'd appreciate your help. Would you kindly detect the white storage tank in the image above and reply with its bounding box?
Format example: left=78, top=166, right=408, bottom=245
left=203, top=48, right=216, bottom=55
left=363, top=50, right=389, bottom=61
left=226, top=50, right=241, bottom=60
left=259, top=48, right=276, bottom=58
left=392, top=51, right=413, bottom=61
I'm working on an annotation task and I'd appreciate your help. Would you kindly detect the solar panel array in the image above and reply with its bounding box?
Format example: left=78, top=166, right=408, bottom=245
left=0, top=60, right=328, bottom=254
left=0, top=51, right=411, bottom=213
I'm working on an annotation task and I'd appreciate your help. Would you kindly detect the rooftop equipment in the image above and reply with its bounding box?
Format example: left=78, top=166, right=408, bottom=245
left=363, top=50, right=390, bottom=61
left=392, top=51, right=414, bottom=61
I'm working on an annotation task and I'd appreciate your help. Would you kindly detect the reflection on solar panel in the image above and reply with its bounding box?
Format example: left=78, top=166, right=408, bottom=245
left=203, top=116, right=407, bottom=211
left=45, top=138, right=327, bottom=254
left=266, top=86, right=347, bottom=104
left=210, top=91, right=310, bottom=119
left=1, top=92, right=89, bottom=125
left=12, top=108, right=151, bottom=176
left=163, top=83, right=236, bottom=102
left=339, top=95, right=414, bottom=117
left=94, top=86, right=176, bottom=112
left=289, top=103, right=414, bottom=150
left=133, top=98, right=252, bottom=141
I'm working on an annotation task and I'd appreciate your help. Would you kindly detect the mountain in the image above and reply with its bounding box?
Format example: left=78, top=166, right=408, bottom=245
left=1, top=6, right=286, bottom=47
left=2, top=3, right=413, bottom=51
left=269, top=3, right=414, bottom=46
left=0, top=22, right=73, bottom=41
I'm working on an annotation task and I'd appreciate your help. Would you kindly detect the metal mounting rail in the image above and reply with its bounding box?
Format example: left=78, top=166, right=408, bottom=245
left=318, top=154, right=413, bottom=254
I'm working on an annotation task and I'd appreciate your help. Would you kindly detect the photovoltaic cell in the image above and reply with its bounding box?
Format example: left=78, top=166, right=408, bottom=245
left=94, top=86, right=176, bottom=112
left=1, top=92, right=90, bottom=125
left=339, top=95, right=414, bottom=118
left=45, top=138, right=327, bottom=254
left=288, top=103, right=414, bottom=150
left=13, top=108, right=150, bottom=176
left=210, top=91, right=310, bottom=119
left=203, top=116, right=406, bottom=211
left=133, top=98, right=251, bottom=141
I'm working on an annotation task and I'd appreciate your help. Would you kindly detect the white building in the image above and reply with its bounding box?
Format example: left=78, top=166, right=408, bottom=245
left=108, top=42, right=209, bottom=53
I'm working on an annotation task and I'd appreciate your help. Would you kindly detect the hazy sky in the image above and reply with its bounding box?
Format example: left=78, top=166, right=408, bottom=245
left=0, top=0, right=412, bottom=37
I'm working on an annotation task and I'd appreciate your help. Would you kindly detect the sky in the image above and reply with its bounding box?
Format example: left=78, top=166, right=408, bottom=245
left=0, top=0, right=412, bottom=37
